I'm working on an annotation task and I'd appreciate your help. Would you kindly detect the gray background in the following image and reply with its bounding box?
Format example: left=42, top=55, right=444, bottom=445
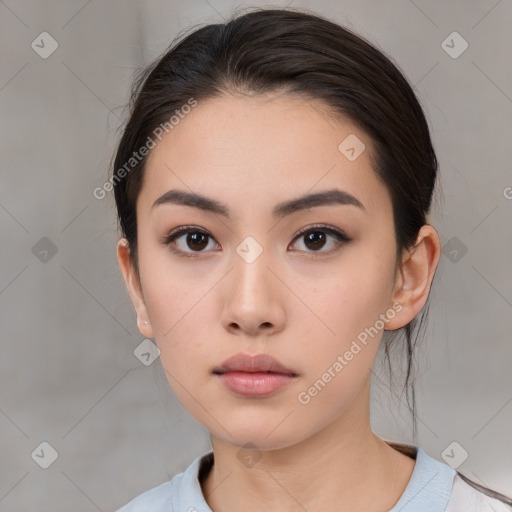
left=1, top=0, right=511, bottom=510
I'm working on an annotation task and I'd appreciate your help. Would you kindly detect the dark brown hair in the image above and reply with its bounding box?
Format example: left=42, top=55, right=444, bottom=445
left=111, top=7, right=511, bottom=505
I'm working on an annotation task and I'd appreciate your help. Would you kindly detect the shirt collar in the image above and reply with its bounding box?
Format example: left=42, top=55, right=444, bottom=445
left=172, top=444, right=456, bottom=512
left=388, top=444, right=456, bottom=512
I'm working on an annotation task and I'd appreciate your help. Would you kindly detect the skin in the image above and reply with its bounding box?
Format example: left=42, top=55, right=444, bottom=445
left=117, top=91, right=441, bottom=512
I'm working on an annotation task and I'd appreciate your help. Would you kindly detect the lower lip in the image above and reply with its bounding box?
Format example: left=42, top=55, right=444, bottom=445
left=216, top=371, right=296, bottom=397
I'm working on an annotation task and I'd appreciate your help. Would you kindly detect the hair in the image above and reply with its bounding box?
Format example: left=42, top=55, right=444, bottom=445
left=111, top=7, right=511, bottom=505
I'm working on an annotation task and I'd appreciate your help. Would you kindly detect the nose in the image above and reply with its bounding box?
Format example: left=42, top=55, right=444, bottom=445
left=220, top=247, right=286, bottom=337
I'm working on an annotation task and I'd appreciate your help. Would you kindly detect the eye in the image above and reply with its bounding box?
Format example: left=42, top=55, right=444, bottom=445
left=164, top=224, right=351, bottom=258
left=164, top=226, right=220, bottom=257
left=289, top=224, right=352, bottom=254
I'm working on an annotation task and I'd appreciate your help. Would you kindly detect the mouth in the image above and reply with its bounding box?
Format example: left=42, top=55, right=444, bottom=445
left=212, top=353, right=298, bottom=376
left=214, top=371, right=297, bottom=397
left=212, top=353, right=298, bottom=397
left=213, top=369, right=296, bottom=376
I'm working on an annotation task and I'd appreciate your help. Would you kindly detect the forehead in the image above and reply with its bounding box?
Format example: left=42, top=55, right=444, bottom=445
left=138, top=92, right=392, bottom=219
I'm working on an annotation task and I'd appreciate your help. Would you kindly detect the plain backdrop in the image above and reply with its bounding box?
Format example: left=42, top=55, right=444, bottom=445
left=1, top=1, right=511, bottom=510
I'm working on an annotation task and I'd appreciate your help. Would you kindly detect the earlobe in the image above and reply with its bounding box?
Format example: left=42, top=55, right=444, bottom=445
left=385, top=225, right=441, bottom=331
left=117, top=238, right=154, bottom=338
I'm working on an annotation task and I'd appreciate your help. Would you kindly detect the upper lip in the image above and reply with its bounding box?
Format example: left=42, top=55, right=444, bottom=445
left=213, top=353, right=297, bottom=375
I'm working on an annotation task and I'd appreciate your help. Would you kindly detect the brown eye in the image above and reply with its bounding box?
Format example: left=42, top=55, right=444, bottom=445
left=164, top=226, right=220, bottom=257
left=185, top=232, right=209, bottom=251
left=290, top=225, right=352, bottom=254
left=303, top=231, right=327, bottom=251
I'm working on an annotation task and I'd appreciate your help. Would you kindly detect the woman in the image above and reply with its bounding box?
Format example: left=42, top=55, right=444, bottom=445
left=113, top=7, right=512, bottom=511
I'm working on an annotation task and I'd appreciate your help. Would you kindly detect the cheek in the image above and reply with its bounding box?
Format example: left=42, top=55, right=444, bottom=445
left=290, top=277, right=391, bottom=421
left=147, top=290, right=212, bottom=360
left=142, top=277, right=221, bottom=383
left=296, top=253, right=395, bottom=376
left=313, top=257, right=394, bottom=337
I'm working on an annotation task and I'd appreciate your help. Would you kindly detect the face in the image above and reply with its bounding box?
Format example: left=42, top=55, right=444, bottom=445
left=119, top=92, right=417, bottom=450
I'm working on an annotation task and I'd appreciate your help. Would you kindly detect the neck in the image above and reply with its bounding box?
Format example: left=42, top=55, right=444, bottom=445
left=200, top=383, right=416, bottom=512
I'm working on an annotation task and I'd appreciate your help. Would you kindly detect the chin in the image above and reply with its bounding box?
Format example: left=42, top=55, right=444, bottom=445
left=209, top=417, right=309, bottom=452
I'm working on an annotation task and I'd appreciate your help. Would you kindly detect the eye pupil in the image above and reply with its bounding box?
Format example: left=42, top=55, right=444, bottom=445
left=187, top=232, right=208, bottom=250
left=305, top=231, right=326, bottom=251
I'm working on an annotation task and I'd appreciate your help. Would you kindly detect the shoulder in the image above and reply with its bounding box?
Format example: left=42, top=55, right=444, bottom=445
left=386, top=441, right=512, bottom=512
left=446, top=473, right=512, bottom=512
left=114, top=451, right=213, bottom=512
left=115, top=480, right=174, bottom=512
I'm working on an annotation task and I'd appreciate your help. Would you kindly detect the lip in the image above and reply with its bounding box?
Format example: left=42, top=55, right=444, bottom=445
left=213, top=353, right=298, bottom=398
left=213, top=353, right=297, bottom=375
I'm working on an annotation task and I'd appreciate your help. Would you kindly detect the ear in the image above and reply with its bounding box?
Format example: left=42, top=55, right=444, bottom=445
left=117, top=238, right=154, bottom=338
left=385, top=224, right=441, bottom=331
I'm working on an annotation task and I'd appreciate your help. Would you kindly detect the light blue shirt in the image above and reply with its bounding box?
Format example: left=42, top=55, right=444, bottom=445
left=116, top=445, right=511, bottom=511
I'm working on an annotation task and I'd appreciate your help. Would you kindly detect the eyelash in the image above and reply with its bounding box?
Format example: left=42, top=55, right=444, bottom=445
left=163, top=224, right=352, bottom=259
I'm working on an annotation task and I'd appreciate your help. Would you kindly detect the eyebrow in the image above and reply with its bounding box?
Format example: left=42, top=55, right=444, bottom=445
left=151, top=188, right=365, bottom=219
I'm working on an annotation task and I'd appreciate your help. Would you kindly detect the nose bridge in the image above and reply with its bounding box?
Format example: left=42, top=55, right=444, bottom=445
left=221, top=237, right=285, bottom=334
left=232, top=238, right=275, bottom=305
